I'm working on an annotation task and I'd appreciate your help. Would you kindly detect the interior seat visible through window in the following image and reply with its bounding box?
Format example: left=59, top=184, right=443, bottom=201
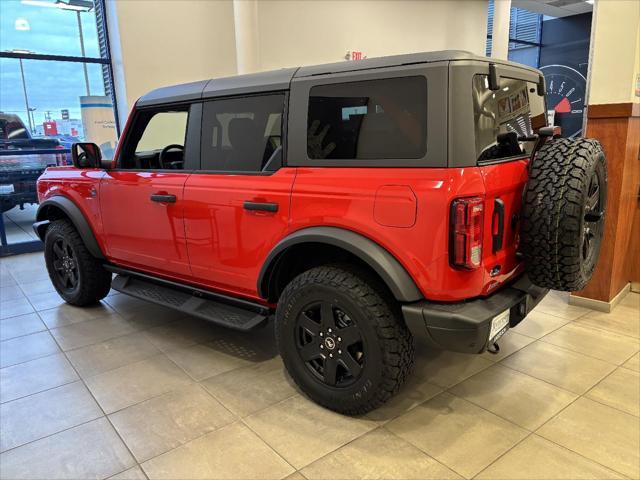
left=200, top=94, right=284, bottom=173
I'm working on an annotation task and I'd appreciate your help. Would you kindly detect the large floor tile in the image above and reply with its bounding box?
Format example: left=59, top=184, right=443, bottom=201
left=477, top=434, right=624, bottom=479
left=141, top=422, right=294, bottom=480
left=110, top=384, right=234, bottom=462
left=8, top=266, right=50, bottom=285
left=165, top=342, right=252, bottom=381
left=17, top=278, right=57, bottom=297
left=26, top=290, right=66, bottom=311
left=50, top=314, right=140, bottom=351
left=0, top=297, right=34, bottom=319
left=142, top=318, right=218, bottom=353
left=0, top=353, right=78, bottom=403
left=501, top=341, right=616, bottom=394
left=623, top=351, right=640, bottom=372
left=541, top=322, right=639, bottom=364
left=0, top=312, right=46, bottom=341
left=619, top=292, right=639, bottom=310
left=0, top=330, right=60, bottom=368
left=301, top=428, right=460, bottom=479
left=511, top=310, right=570, bottom=339
left=67, top=331, right=161, bottom=378
left=386, top=392, right=528, bottom=478
left=245, top=395, right=378, bottom=469
left=0, top=284, right=25, bottom=301
left=0, top=417, right=135, bottom=479
left=85, top=354, right=192, bottom=413
left=537, top=397, right=640, bottom=478
left=480, top=330, right=535, bottom=362
left=104, top=293, right=155, bottom=315
left=586, top=367, right=640, bottom=416
left=364, top=373, right=442, bottom=423
left=109, top=466, right=148, bottom=480
left=450, top=364, right=577, bottom=430
left=534, top=291, right=591, bottom=320
left=575, top=305, right=640, bottom=339
left=413, top=348, right=493, bottom=388
left=201, top=357, right=297, bottom=417
left=38, top=302, right=116, bottom=329
left=0, top=381, right=102, bottom=452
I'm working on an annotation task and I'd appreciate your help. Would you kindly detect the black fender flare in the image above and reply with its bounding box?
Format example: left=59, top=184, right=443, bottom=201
left=258, top=226, right=423, bottom=302
left=35, top=196, right=105, bottom=260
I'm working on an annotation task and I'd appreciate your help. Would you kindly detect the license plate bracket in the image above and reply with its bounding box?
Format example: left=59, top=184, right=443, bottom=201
left=489, top=309, right=510, bottom=343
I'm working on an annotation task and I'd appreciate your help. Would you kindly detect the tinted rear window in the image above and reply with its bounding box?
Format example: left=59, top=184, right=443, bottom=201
left=307, top=76, right=427, bottom=160
left=472, top=74, right=546, bottom=163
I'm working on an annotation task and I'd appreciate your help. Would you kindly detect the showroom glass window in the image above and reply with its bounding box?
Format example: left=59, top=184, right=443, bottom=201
left=307, top=76, right=427, bottom=160
left=0, top=0, right=117, bottom=255
left=472, top=74, right=546, bottom=163
left=200, top=94, right=284, bottom=172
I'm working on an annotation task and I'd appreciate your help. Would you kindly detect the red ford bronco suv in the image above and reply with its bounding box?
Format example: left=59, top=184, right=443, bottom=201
left=34, top=51, right=607, bottom=414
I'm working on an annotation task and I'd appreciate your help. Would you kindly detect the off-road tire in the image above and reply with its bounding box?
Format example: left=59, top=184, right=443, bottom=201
left=275, top=264, right=414, bottom=415
left=44, top=219, right=112, bottom=306
left=521, top=138, right=607, bottom=291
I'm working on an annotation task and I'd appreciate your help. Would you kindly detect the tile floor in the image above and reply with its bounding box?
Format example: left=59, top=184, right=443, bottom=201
left=0, top=252, right=638, bottom=480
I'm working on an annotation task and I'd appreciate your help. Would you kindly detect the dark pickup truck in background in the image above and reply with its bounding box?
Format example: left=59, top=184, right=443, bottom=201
left=0, top=113, right=68, bottom=213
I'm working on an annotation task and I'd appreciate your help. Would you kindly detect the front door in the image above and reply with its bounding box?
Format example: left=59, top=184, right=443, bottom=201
left=100, top=104, right=200, bottom=278
left=184, top=93, right=295, bottom=299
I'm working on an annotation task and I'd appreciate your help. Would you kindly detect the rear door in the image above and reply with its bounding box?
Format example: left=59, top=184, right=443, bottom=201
left=100, top=103, right=201, bottom=277
left=183, top=93, right=295, bottom=299
left=470, top=72, right=547, bottom=291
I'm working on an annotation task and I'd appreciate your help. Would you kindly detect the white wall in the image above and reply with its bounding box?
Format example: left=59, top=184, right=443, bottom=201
left=588, top=0, right=640, bottom=105
left=106, top=0, right=490, bottom=122
left=106, top=0, right=237, bottom=123
left=255, top=0, right=489, bottom=71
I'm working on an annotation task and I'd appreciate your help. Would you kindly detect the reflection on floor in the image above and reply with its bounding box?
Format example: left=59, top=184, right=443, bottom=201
left=1, top=252, right=638, bottom=479
left=2, top=204, right=39, bottom=244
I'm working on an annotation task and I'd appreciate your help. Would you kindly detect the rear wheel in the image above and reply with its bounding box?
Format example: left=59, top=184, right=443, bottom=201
left=44, top=219, right=111, bottom=306
left=275, top=265, right=414, bottom=415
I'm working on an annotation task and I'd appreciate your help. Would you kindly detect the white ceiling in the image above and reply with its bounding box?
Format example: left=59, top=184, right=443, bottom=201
left=512, top=0, right=593, bottom=18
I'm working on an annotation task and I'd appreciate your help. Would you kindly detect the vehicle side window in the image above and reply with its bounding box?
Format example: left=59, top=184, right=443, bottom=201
left=307, top=76, right=427, bottom=160
left=200, top=94, right=284, bottom=172
left=120, top=108, right=189, bottom=170
left=472, top=74, right=546, bottom=163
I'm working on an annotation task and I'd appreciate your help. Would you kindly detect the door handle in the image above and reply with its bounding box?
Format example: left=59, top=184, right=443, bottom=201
left=150, top=193, right=176, bottom=203
left=243, top=201, right=278, bottom=212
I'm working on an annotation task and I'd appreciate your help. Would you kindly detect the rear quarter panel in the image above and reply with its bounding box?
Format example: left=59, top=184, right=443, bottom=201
left=290, top=167, right=490, bottom=301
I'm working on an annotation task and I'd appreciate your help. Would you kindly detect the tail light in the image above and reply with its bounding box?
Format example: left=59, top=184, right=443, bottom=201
left=450, top=197, right=484, bottom=269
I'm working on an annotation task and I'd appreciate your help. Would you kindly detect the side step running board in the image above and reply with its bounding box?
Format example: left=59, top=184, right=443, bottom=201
left=111, top=274, right=269, bottom=331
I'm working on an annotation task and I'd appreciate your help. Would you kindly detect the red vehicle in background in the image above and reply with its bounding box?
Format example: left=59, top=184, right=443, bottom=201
left=34, top=51, right=606, bottom=414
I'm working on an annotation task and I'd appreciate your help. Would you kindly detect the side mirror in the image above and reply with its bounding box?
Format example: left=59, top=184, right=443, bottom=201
left=71, top=143, right=102, bottom=169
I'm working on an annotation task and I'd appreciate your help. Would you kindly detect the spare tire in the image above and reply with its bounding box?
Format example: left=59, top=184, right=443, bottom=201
left=521, top=138, right=607, bottom=291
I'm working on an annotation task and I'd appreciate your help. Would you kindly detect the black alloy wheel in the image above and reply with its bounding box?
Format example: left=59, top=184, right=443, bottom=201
left=295, top=300, right=364, bottom=388
left=582, top=170, right=605, bottom=265
left=44, top=219, right=112, bottom=306
left=51, top=237, right=80, bottom=293
left=275, top=265, right=414, bottom=415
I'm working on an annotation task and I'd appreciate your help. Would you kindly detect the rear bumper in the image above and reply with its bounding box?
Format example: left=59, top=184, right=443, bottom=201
left=402, top=275, right=548, bottom=353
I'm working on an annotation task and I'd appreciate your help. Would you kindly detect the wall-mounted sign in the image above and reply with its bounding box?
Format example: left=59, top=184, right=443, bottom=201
left=344, top=51, right=366, bottom=61
left=80, top=95, right=117, bottom=159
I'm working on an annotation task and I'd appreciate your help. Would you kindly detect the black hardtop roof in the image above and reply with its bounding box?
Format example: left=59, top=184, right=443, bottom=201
left=137, top=50, right=540, bottom=107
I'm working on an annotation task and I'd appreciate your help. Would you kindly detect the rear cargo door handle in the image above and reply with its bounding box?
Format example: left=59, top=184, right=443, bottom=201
left=243, top=201, right=278, bottom=212
left=150, top=193, right=176, bottom=203
left=492, top=198, right=505, bottom=253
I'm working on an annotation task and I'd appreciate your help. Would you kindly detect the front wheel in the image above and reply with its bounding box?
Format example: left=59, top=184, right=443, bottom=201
left=44, top=219, right=112, bottom=306
left=275, top=265, right=414, bottom=415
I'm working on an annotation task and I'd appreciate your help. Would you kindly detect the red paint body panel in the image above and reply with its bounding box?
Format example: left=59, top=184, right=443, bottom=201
left=183, top=169, right=296, bottom=300
left=99, top=171, right=192, bottom=277
left=37, top=158, right=528, bottom=303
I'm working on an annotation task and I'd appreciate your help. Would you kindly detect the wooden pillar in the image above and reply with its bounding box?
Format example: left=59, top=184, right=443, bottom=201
left=572, top=104, right=640, bottom=306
